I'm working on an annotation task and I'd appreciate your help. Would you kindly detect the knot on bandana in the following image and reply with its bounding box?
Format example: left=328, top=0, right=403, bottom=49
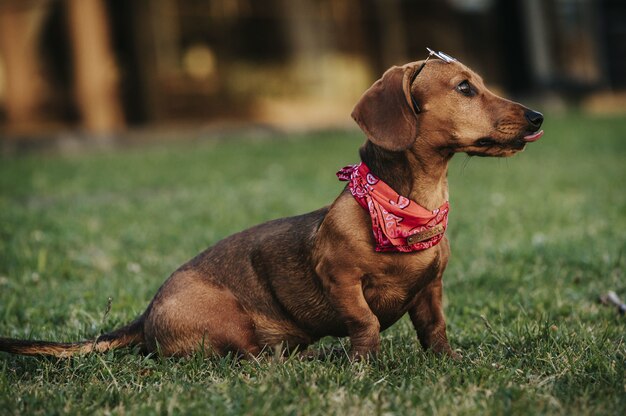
left=337, top=163, right=449, bottom=253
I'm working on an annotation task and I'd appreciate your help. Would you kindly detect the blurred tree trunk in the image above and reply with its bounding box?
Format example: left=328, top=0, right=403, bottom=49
left=375, top=0, right=407, bottom=67
left=0, top=2, right=48, bottom=133
left=279, top=0, right=328, bottom=81
left=66, top=0, right=124, bottom=134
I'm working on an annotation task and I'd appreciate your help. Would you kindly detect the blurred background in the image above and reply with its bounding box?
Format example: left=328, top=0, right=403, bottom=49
left=0, top=0, right=624, bottom=143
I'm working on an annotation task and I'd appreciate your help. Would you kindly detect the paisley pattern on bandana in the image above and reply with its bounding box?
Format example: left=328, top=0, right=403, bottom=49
left=337, top=163, right=449, bottom=253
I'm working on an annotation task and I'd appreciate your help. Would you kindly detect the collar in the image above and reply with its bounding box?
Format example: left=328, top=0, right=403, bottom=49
left=337, top=162, right=449, bottom=253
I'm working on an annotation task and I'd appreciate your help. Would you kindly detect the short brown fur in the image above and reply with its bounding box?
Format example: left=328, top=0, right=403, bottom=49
left=0, top=59, right=543, bottom=360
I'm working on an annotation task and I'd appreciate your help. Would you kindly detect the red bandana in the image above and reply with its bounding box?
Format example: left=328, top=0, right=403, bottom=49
left=337, top=163, right=449, bottom=253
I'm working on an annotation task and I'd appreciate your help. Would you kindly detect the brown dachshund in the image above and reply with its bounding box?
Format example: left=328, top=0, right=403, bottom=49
left=0, top=52, right=543, bottom=360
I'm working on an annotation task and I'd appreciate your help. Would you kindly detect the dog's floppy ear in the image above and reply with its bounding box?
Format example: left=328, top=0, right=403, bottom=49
left=351, top=64, right=419, bottom=151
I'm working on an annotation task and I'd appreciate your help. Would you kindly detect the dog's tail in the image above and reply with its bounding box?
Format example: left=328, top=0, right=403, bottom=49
left=0, top=317, right=144, bottom=358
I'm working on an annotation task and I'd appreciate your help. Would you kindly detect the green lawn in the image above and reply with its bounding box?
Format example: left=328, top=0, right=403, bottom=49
left=1, top=114, right=625, bottom=415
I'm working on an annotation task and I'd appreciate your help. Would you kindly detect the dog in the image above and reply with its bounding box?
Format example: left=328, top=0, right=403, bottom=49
left=0, top=50, right=543, bottom=360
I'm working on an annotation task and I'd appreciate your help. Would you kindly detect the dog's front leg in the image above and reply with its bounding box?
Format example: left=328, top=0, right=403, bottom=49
left=408, top=277, right=458, bottom=359
left=318, top=264, right=380, bottom=360
left=332, top=282, right=381, bottom=360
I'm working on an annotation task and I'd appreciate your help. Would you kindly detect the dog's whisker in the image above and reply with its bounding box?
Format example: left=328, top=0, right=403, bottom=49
left=461, top=154, right=473, bottom=173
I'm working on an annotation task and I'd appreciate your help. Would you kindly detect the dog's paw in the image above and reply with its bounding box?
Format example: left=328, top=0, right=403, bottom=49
left=422, top=341, right=462, bottom=360
left=348, top=348, right=378, bottom=363
left=447, top=349, right=462, bottom=361
left=298, top=346, right=347, bottom=361
left=431, top=346, right=462, bottom=361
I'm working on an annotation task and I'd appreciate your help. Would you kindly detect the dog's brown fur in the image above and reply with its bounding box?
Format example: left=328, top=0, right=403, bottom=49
left=0, top=58, right=543, bottom=360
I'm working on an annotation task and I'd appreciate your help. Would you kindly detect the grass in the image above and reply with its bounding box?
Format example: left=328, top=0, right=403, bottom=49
left=1, top=113, right=625, bottom=415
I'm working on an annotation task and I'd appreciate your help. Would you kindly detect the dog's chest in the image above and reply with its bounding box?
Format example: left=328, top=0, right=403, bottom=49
left=361, top=252, right=441, bottom=328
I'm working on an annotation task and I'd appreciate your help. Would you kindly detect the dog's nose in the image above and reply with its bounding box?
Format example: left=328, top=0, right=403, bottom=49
left=524, top=109, right=544, bottom=129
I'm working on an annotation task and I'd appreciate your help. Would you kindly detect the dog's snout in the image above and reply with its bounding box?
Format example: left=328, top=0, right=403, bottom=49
left=524, top=109, right=544, bottom=129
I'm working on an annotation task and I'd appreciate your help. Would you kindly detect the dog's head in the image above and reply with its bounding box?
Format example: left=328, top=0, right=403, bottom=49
left=352, top=57, right=543, bottom=157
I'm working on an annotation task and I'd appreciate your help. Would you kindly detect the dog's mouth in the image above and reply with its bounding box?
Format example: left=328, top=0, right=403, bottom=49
left=463, top=129, right=544, bottom=157
left=522, top=129, right=544, bottom=142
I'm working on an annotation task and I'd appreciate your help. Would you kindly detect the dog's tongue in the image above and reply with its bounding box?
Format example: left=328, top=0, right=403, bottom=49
left=523, top=130, right=544, bottom=142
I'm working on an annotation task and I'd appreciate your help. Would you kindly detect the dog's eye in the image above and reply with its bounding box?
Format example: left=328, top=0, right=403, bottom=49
left=456, top=80, right=475, bottom=97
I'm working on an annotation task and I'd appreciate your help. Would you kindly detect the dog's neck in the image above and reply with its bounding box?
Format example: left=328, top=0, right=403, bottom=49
left=359, top=140, right=451, bottom=211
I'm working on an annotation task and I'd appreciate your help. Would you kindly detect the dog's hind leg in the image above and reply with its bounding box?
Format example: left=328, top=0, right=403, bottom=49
left=143, top=271, right=260, bottom=357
